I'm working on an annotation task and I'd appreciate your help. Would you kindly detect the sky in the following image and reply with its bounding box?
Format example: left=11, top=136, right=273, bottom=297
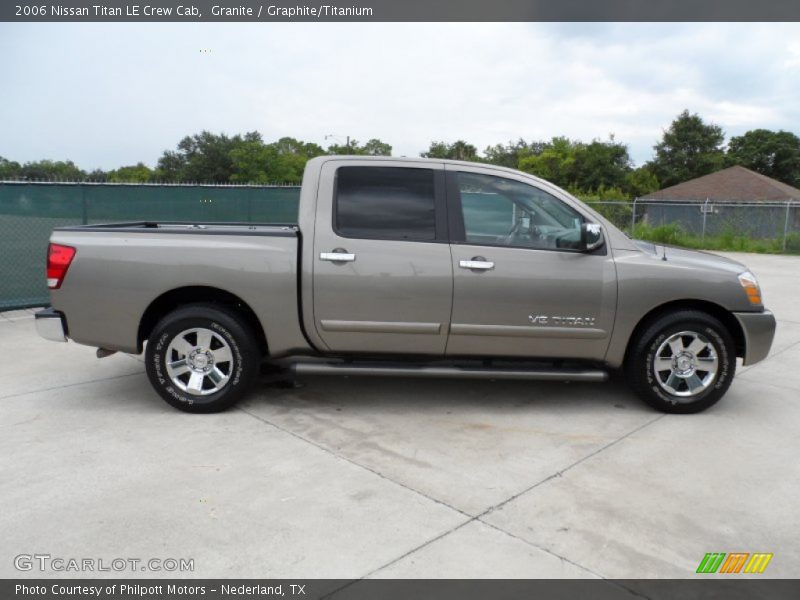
left=1, top=22, right=800, bottom=170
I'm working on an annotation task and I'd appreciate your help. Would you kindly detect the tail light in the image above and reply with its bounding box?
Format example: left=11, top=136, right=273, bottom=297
left=47, top=243, right=76, bottom=289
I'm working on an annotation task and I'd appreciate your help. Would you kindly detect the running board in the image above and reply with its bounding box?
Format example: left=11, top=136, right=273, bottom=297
left=290, top=362, right=608, bottom=382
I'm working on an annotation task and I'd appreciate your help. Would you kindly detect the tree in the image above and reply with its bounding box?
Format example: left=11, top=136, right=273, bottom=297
left=624, top=166, right=660, bottom=197
left=327, top=138, right=392, bottom=156
left=156, top=131, right=262, bottom=182
left=483, top=139, right=552, bottom=168
left=272, top=136, right=325, bottom=159
left=326, top=141, right=356, bottom=155
left=107, top=163, right=153, bottom=183
left=648, top=110, right=725, bottom=187
left=229, top=138, right=273, bottom=183
left=727, top=129, right=800, bottom=187
left=17, top=159, right=86, bottom=181
left=268, top=137, right=326, bottom=182
left=229, top=136, right=327, bottom=184
left=518, top=137, right=577, bottom=187
left=154, top=150, right=186, bottom=181
left=573, top=137, right=632, bottom=192
left=155, top=132, right=328, bottom=184
left=1, top=156, right=102, bottom=181
left=517, top=136, right=634, bottom=193
left=85, top=168, right=109, bottom=181
left=361, top=138, right=392, bottom=156
left=420, top=140, right=478, bottom=161
left=0, top=156, right=21, bottom=179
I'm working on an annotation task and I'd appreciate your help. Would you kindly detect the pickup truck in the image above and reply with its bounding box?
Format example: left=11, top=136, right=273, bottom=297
left=35, top=156, right=776, bottom=414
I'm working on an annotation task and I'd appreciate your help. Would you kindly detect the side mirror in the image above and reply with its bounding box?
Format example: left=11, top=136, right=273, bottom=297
left=580, top=223, right=604, bottom=252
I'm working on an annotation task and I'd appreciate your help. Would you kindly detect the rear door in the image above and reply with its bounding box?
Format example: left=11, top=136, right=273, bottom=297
left=311, top=160, right=453, bottom=354
left=445, top=165, right=617, bottom=361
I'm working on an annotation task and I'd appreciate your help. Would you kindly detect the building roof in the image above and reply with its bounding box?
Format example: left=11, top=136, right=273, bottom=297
left=642, top=165, right=800, bottom=202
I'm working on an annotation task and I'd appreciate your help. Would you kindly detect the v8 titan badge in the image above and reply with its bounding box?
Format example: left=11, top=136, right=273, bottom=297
left=529, top=314, right=597, bottom=326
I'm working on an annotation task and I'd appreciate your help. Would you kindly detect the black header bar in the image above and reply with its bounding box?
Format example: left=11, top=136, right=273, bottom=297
left=5, top=579, right=800, bottom=600
left=4, top=0, right=800, bottom=22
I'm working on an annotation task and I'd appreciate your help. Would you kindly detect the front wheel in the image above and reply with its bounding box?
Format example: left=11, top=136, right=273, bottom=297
left=145, top=304, right=260, bottom=413
left=625, top=310, right=736, bottom=414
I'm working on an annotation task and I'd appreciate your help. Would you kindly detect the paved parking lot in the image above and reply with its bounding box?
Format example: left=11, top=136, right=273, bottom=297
left=1, top=252, right=798, bottom=580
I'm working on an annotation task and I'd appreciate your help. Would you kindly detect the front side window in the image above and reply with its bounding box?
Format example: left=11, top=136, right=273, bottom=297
left=335, top=167, right=437, bottom=241
left=457, top=172, right=584, bottom=250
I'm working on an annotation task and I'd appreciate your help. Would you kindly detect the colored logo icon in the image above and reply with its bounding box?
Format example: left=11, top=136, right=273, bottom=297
left=696, top=552, right=773, bottom=574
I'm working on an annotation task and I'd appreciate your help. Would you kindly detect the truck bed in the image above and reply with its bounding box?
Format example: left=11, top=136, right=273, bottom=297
left=48, top=221, right=307, bottom=356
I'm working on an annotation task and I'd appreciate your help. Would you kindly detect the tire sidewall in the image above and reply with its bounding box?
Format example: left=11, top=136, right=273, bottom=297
left=643, top=321, right=732, bottom=407
left=627, top=311, right=736, bottom=413
left=146, top=307, right=257, bottom=412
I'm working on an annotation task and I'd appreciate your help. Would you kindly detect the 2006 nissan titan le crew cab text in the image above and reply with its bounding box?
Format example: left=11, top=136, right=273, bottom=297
left=36, top=156, right=777, bottom=414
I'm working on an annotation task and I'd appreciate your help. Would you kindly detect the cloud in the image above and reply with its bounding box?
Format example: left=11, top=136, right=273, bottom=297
left=785, top=42, right=800, bottom=68
left=1, top=22, right=799, bottom=169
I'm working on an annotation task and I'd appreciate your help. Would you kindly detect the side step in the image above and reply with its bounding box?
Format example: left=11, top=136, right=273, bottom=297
left=290, top=362, right=608, bottom=383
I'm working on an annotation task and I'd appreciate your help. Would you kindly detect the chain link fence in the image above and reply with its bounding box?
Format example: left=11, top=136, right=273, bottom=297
left=586, top=199, right=800, bottom=254
left=0, top=181, right=301, bottom=310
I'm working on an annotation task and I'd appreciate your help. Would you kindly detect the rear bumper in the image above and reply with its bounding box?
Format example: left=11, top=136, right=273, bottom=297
left=35, top=308, right=68, bottom=343
left=734, top=310, right=776, bottom=366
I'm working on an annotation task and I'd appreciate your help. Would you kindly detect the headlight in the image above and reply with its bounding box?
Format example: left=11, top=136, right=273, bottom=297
left=738, top=271, right=762, bottom=306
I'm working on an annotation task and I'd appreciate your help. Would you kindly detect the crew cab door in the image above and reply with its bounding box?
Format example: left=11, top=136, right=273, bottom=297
left=311, top=160, right=453, bottom=354
left=444, top=165, right=617, bottom=361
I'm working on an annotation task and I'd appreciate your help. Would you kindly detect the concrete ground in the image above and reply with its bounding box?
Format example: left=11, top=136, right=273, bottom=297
left=1, top=252, right=798, bottom=580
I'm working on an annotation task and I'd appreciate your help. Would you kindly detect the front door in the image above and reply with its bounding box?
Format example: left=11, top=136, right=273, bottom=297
left=312, top=161, right=453, bottom=355
left=445, top=166, right=617, bottom=361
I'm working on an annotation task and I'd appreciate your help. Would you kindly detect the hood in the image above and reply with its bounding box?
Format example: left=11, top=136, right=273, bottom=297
left=632, top=239, right=747, bottom=275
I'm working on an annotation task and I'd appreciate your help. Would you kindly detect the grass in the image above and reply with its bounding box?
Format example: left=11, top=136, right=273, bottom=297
left=629, top=223, right=800, bottom=255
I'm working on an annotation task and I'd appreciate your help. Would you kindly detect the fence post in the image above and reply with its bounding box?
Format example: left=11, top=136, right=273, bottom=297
left=631, top=198, right=637, bottom=232
left=784, top=200, right=792, bottom=252
left=81, top=183, right=88, bottom=225
left=701, top=198, right=709, bottom=241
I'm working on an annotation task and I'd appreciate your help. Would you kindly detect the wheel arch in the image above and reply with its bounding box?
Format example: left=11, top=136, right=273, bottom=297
left=623, top=299, right=745, bottom=367
left=138, top=286, right=268, bottom=356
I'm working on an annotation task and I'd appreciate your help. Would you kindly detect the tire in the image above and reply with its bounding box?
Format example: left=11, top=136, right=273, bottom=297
left=625, top=310, right=736, bottom=414
left=145, top=303, right=260, bottom=413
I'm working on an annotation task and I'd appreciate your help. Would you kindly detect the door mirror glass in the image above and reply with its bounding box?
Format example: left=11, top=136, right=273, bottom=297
left=580, top=223, right=604, bottom=252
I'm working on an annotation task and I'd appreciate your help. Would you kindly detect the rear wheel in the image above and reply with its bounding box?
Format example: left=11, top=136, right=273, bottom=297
left=145, top=304, right=260, bottom=413
left=625, top=310, right=736, bottom=414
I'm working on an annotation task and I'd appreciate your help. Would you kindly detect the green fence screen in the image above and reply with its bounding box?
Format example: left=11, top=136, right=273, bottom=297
left=0, top=182, right=301, bottom=310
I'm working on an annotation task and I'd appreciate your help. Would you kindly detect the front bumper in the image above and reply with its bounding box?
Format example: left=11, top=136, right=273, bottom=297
left=733, top=310, right=776, bottom=366
left=35, top=308, right=68, bottom=343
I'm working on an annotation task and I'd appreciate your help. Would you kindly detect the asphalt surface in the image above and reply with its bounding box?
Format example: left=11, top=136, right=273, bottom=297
left=1, top=252, right=798, bottom=579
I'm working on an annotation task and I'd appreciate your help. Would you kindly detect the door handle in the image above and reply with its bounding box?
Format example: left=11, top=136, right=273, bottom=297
left=320, top=251, right=356, bottom=262
left=459, top=258, right=494, bottom=270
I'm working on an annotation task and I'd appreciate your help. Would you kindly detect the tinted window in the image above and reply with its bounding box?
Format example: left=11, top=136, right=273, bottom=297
left=335, top=167, right=437, bottom=240
left=458, top=172, right=584, bottom=250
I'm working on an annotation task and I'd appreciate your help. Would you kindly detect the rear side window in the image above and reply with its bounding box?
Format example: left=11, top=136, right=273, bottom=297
left=335, top=167, right=437, bottom=241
